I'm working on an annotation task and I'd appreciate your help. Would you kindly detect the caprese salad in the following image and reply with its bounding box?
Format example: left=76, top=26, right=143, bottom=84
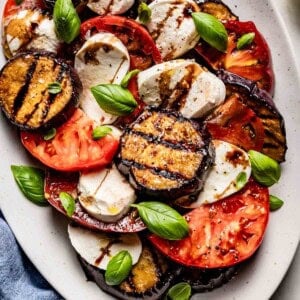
left=0, top=0, right=287, bottom=299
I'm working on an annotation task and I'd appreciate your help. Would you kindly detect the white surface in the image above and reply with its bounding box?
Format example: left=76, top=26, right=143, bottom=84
left=0, top=1, right=300, bottom=300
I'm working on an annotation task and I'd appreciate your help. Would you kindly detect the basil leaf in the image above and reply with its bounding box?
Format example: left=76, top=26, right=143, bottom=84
left=248, top=150, right=281, bottom=187
left=11, top=165, right=47, bottom=206
left=91, top=84, right=138, bottom=116
left=105, top=250, right=132, bottom=286
left=54, top=0, right=81, bottom=44
left=138, top=2, right=152, bottom=24
left=121, top=69, right=140, bottom=88
left=192, top=12, right=228, bottom=52
left=14, top=0, right=23, bottom=5
left=237, top=32, right=255, bottom=50
left=167, top=282, right=192, bottom=300
left=270, top=195, right=284, bottom=211
left=43, top=128, right=56, bottom=141
left=59, top=192, right=75, bottom=217
left=131, top=202, right=189, bottom=240
left=236, top=171, right=248, bottom=190
left=92, top=126, right=112, bottom=140
left=48, top=82, right=62, bottom=94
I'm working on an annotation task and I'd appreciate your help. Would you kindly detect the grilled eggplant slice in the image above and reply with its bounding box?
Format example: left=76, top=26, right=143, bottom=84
left=0, top=52, right=81, bottom=130
left=198, top=0, right=238, bottom=21
left=117, top=109, right=214, bottom=199
left=79, top=242, right=182, bottom=300
left=216, top=70, right=287, bottom=162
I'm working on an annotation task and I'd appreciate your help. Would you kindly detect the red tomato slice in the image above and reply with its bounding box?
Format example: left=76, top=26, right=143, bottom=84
left=21, top=109, right=119, bottom=171
left=3, top=0, right=45, bottom=17
left=44, top=169, right=146, bottom=233
left=149, top=179, right=269, bottom=269
left=206, top=94, right=265, bottom=151
left=80, top=16, right=162, bottom=70
left=195, top=20, right=274, bottom=94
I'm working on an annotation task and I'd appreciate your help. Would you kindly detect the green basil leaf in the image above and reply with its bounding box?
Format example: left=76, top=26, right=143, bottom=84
left=121, top=69, right=140, bottom=88
left=14, top=0, right=23, bottom=5
left=91, top=84, right=138, bottom=116
left=131, top=202, right=189, bottom=240
left=105, top=250, right=132, bottom=286
left=43, top=128, right=57, bottom=141
left=138, top=2, right=152, bottom=24
left=248, top=150, right=281, bottom=187
left=237, top=32, right=255, bottom=50
left=236, top=171, right=248, bottom=190
left=270, top=195, right=284, bottom=211
left=11, top=165, right=47, bottom=206
left=48, top=82, right=62, bottom=94
left=59, top=192, right=75, bottom=217
left=192, top=12, right=228, bottom=52
left=92, top=126, right=112, bottom=140
left=54, top=0, right=81, bottom=44
left=167, top=282, right=192, bottom=300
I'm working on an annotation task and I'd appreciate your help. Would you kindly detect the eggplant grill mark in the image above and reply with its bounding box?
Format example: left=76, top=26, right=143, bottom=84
left=264, top=129, right=285, bottom=147
left=13, top=59, right=38, bottom=117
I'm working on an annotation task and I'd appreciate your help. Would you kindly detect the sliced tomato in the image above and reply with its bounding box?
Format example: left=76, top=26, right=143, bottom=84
left=44, top=169, right=146, bottom=233
left=21, top=109, right=119, bottom=171
left=149, top=179, right=269, bottom=269
left=195, top=20, right=274, bottom=94
left=206, top=94, right=265, bottom=151
left=3, top=0, right=45, bottom=17
left=80, top=16, right=162, bottom=70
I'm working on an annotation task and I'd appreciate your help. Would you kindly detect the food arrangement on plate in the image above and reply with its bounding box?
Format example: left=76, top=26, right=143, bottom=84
left=0, top=0, right=288, bottom=299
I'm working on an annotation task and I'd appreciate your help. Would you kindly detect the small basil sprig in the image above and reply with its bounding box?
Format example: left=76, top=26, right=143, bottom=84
left=192, top=12, right=228, bottom=52
left=121, top=69, right=140, bottom=88
left=237, top=32, right=255, bottom=50
left=138, top=2, right=152, bottom=24
left=14, top=0, right=23, bottom=5
left=48, top=82, right=62, bottom=95
left=54, top=0, right=81, bottom=44
left=248, top=150, right=281, bottom=187
left=11, top=165, right=47, bottom=206
left=105, top=250, right=132, bottom=285
left=166, top=282, right=192, bottom=300
left=43, top=128, right=56, bottom=141
left=91, top=84, right=138, bottom=116
left=59, top=192, right=75, bottom=217
left=92, top=126, right=112, bottom=140
left=131, top=202, right=189, bottom=240
left=236, top=171, right=248, bottom=190
left=270, top=195, right=284, bottom=211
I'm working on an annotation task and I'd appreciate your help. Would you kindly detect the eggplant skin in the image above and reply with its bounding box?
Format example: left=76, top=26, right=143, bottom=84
left=116, top=109, right=215, bottom=200
left=217, top=70, right=287, bottom=163
left=0, top=51, right=82, bottom=131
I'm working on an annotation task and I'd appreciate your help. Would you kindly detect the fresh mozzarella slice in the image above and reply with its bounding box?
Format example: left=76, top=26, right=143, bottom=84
left=78, top=164, right=136, bottom=223
left=137, top=60, right=226, bottom=118
left=68, top=225, right=142, bottom=270
left=75, top=32, right=130, bottom=124
left=87, top=0, right=134, bottom=16
left=4, top=9, right=60, bottom=57
left=142, top=0, right=200, bottom=60
left=185, top=140, right=251, bottom=207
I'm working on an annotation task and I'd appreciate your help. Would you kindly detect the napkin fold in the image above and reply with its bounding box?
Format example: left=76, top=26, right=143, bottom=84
left=0, top=211, right=61, bottom=300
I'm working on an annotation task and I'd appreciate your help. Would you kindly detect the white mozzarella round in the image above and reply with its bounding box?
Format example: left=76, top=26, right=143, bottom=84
left=137, top=59, right=226, bottom=118
left=87, top=0, right=135, bottom=15
left=190, top=140, right=252, bottom=207
left=78, top=164, right=136, bottom=223
left=4, top=9, right=60, bottom=57
left=75, top=32, right=130, bottom=124
left=68, top=225, right=142, bottom=270
left=143, top=0, right=200, bottom=60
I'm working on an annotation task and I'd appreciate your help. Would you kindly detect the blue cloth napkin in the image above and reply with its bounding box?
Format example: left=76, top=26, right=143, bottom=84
left=0, top=211, right=61, bottom=300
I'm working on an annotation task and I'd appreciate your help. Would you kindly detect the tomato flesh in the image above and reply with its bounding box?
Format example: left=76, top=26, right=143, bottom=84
left=80, top=16, right=162, bottom=70
left=206, top=94, right=265, bottom=151
left=195, top=20, right=274, bottom=94
left=3, top=0, right=45, bottom=17
left=21, top=109, right=119, bottom=171
left=149, top=179, right=269, bottom=268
